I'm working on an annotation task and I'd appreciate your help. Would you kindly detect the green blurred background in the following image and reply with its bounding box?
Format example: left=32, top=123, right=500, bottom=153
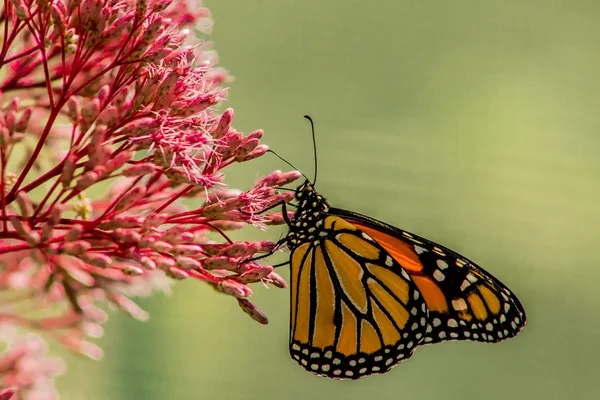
left=58, top=1, right=600, bottom=399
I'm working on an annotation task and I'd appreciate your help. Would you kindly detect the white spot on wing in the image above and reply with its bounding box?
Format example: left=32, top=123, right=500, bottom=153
left=460, top=280, right=471, bottom=291
left=401, top=269, right=410, bottom=280
left=385, top=256, right=393, bottom=267
left=414, top=245, right=427, bottom=254
left=452, top=298, right=468, bottom=311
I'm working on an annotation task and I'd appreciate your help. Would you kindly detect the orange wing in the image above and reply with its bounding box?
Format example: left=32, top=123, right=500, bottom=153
left=331, top=208, right=527, bottom=345
left=289, top=216, right=429, bottom=379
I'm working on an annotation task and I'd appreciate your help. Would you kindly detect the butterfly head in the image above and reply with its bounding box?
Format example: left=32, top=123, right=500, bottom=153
left=294, top=180, right=328, bottom=211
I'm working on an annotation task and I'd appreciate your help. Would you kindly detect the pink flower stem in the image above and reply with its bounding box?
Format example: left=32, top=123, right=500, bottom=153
left=0, top=15, right=26, bottom=67
left=93, top=176, right=144, bottom=222
left=23, top=15, right=55, bottom=107
left=1, top=146, right=7, bottom=233
left=151, top=185, right=194, bottom=215
left=13, top=160, right=65, bottom=196
left=196, top=221, right=234, bottom=244
left=2, top=41, right=42, bottom=64
left=6, top=104, right=64, bottom=202
left=188, top=268, right=219, bottom=283
left=31, top=178, right=62, bottom=222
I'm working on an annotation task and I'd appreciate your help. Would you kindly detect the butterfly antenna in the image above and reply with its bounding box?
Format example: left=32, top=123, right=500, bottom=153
left=303, top=115, right=318, bottom=186
left=267, top=149, right=311, bottom=183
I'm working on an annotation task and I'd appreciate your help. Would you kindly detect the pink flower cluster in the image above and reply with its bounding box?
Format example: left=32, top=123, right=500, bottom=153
left=0, top=330, right=64, bottom=399
left=0, top=0, right=298, bottom=396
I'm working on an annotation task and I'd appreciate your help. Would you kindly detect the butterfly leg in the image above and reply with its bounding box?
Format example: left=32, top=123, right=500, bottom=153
left=240, top=201, right=291, bottom=265
left=242, top=235, right=288, bottom=264
left=238, top=198, right=294, bottom=218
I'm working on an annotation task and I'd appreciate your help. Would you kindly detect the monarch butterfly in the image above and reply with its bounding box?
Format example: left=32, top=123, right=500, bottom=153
left=274, top=116, right=526, bottom=380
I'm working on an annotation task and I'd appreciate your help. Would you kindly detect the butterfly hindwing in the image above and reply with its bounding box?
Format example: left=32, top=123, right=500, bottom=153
left=330, top=207, right=527, bottom=345
left=289, top=216, right=429, bottom=379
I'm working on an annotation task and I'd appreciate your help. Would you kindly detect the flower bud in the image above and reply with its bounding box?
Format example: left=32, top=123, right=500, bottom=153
left=212, top=108, right=233, bottom=139
left=218, top=279, right=252, bottom=298
left=61, top=153, right=78, bottom=187
left=75, top=170, right=98, bottom=191
left=61, top=240, right=91, bottom=255
left=239, top=265, right=274, bottom=283
left=175, top=256, right=201, bottom=270
left=237, top=144, right=268, bottom=161
left=166, top=266, right=189, bottom=280
left=238, top=299, right=269, bottom=325
left=265, top=271, right=287, bottom=288
left=114, top=186, right=146, bottom=211
left=65, top=224, right=84, bottom=241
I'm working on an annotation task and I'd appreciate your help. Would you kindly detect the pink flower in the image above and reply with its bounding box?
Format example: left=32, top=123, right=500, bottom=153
left=0, top=390, right=15, bottom=400
left=0, top=331, right=64, bottom=399
left=0, top=0, right=299, bottom=395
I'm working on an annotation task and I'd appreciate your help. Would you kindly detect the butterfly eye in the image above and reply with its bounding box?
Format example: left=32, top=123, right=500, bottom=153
left=296, top=181, right=310, bottom=196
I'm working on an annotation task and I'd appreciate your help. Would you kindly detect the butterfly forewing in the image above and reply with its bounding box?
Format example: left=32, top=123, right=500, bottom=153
left=332, top=208, right=527, bottom=345
left=289, top=216, right=428, bottom=379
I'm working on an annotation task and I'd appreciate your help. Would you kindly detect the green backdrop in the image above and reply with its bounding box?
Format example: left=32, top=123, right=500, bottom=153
left=58, top=1, right=600, bottom=399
